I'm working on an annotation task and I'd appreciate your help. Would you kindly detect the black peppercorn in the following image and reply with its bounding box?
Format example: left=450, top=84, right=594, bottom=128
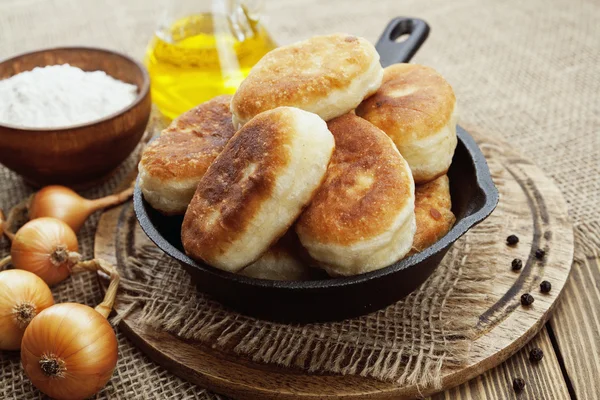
left=540, top=280, right=552, bottom=293
left=529, top=347, right=544, bottom=362
left=535, top=248, right=546, bottom=260
left=511, top=258, right=523, bottom=271
left=507, top=235, right=519, bottom=245
left=513, top=377, right=526, bottom=392
left=521, top=293, right=535, bottom=306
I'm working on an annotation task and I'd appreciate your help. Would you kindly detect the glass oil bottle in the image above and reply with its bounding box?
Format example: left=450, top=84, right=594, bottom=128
left=145, top=0, right=276, bottom=119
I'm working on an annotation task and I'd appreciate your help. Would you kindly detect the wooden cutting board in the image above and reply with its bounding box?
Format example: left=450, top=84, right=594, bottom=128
left=95, top=127, right=573, bottom=399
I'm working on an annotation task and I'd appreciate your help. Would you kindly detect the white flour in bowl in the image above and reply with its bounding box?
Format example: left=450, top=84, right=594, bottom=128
left=0, top=64, right=138, bottom=128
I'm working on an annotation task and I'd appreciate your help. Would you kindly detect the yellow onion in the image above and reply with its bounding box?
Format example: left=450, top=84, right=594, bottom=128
left=21, top=303, right=118, bottom=400
left=29, top=185, right=133, bottom=233
left=0, top=269, right=54, bottom=350
left=21, top=259, right=120, bottom=400
left=8, top=217, right=80, bottom=286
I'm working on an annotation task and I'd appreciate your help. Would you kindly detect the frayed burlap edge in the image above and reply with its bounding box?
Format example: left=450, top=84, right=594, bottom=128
left=113, top=213, right=501, bottom=389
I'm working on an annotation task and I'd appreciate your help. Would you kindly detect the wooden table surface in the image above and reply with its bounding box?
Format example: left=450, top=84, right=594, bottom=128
left=432, top=247, right=600, bottom=400
left=1, top=0, right=598, bottom=399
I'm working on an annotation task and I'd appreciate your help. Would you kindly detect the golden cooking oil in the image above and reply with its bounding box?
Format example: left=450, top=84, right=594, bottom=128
left=145, top=12, right=276, bottom=120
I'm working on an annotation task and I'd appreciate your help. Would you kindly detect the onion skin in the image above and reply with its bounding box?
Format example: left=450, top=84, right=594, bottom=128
left=29, top=186, right=93, bottom=233
left=11, top=218, right=79, bottom=286
left=0, top=270, right=54, bottom=350
left=21, top=303, right=118, bottom=400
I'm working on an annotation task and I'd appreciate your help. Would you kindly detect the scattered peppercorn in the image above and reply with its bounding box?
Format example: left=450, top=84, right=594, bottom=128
left=511, top=258, right=523, bottom=271
left=507, top=235, right=519, bottom=245
left=521, top=293, right=535, bottom=306
left=535, top=248, right=546, bottom=260
left=529, top=347, right=544, bottom=362
left=540, top=280, right=552, bottom=293
left=513, top=377, right=526, bottom=393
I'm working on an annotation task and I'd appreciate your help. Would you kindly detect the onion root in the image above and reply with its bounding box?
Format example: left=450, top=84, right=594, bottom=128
left=49, top=245, right=81, bottom=267
left=14, top=302, right=37, bottom=328
left=39, top=354, right=67, bottom=378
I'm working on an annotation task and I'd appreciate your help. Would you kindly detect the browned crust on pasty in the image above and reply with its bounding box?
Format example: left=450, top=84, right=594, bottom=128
left=140, top=95, right=235, bottom=180
left=296, top=113, right=412, bottom=245
left=411, top=175, right=455, bottom=253
left=181, top=108, right=293, bottom=263
left=356, top=64, right=455, bottom=142
left=231, top=34, right=377, bottom=121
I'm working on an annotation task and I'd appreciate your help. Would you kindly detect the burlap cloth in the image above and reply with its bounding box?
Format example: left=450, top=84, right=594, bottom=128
left=1, top=0, right=599, bottom=398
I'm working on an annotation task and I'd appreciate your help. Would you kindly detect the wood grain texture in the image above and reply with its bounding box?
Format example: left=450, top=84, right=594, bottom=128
left=430, top=327, right=570, bottom=400
left=0, top=47, right=151, bottom=187
left=95, top=130, right=574, bottom=399
left=549, top=244, right=600, bottom=400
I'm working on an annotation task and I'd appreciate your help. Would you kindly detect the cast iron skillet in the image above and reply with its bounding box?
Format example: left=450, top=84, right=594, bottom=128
left=134, top=17, right=499, bottom=323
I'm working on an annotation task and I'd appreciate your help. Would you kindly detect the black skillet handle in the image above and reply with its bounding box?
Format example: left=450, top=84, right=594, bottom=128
left=375, top=17, right=430, bottom=67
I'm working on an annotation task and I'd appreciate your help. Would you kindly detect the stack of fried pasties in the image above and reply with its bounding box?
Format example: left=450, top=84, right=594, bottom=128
left=139, top=33, right=457, bottom=280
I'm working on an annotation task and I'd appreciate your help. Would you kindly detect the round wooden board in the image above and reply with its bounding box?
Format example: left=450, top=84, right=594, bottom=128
left=95, top=129, right=573, bottom=399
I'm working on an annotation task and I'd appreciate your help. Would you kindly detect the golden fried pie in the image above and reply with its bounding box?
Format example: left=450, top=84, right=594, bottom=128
left=356, top=64, right=457, bottom=184
left=231, top=33, right=383, bottom=129
left=182, top=107, right=335, bottom=272
left=239, top=230, right=318, bottom=281
left=296, top=113, right=416, bottom=276
left=138, top=95, right=236, bottom=214
left=411, top=175, right=456, bottom=254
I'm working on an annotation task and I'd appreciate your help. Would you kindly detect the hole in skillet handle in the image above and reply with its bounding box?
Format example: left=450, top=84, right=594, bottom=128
left=375, top=17, right=430, bottom=67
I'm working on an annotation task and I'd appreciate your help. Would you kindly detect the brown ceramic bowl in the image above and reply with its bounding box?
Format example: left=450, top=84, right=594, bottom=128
left=0, top=47, right=151, bottom=187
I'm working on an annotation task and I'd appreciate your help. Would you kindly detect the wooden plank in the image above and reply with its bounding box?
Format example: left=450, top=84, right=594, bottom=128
left=430, top=327, right=571, bottom=400
left=549, top=244, right=600, bottom=399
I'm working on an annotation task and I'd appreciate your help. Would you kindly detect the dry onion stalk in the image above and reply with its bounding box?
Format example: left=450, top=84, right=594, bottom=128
left=21, top=258, right=120, bottom=400
left=0, top=209, right=14, bottom=241
left=0, top=269, right=54, bottom=350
